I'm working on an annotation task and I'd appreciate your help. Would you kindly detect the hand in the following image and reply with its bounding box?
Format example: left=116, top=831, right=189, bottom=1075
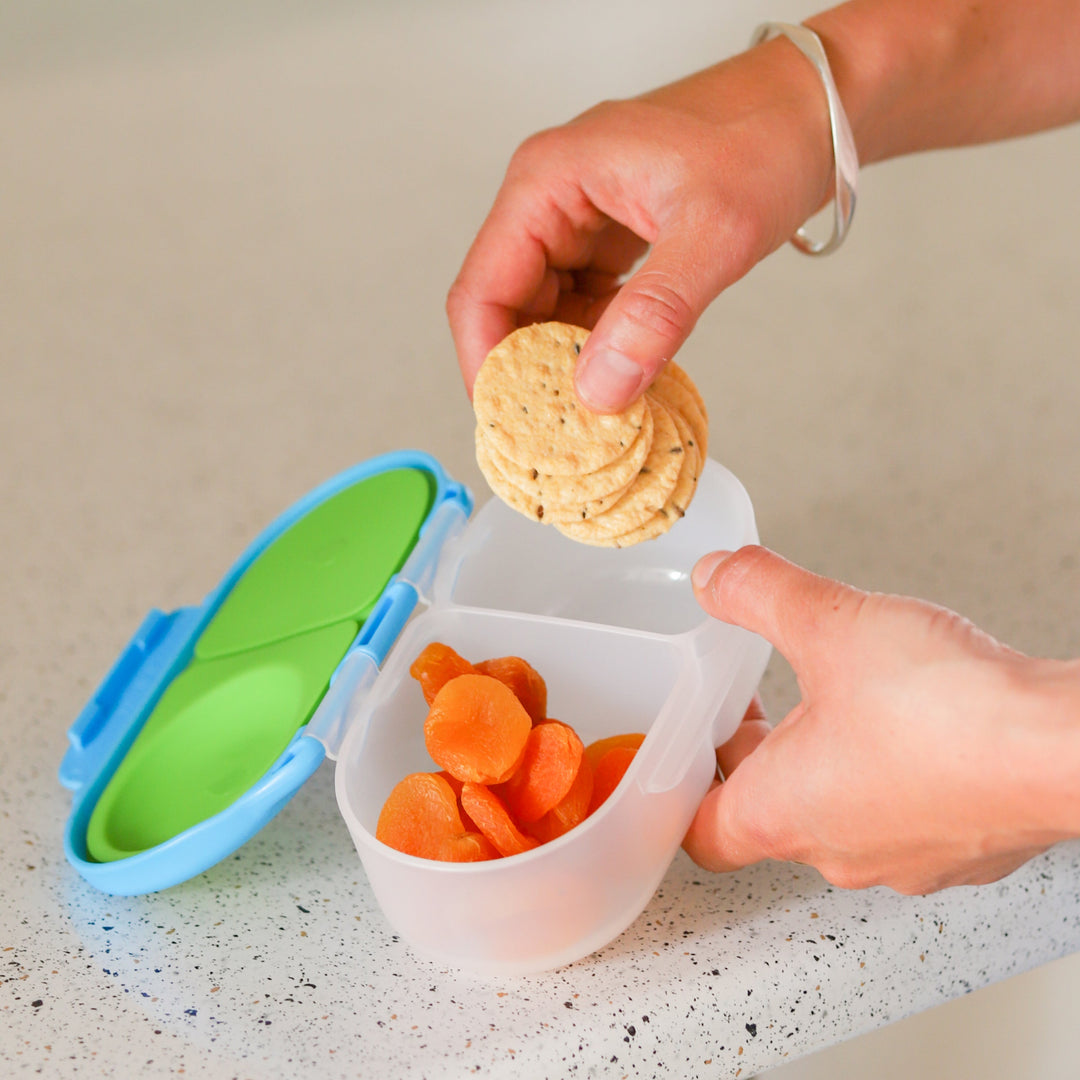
left=684, top=546, right=1080, bottom=894
left=446, top=37, right=833, bottom=412
left=447, top=1, right=1080, bottom=412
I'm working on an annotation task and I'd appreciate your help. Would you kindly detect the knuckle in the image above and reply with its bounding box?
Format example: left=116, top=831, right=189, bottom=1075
left=706, top=545, right=770, bottom=607
left=444, top=277, right=475, bottom=324
left=507, top=127, right=563, bottom=178
left=808, top=578, right=871, bottom=642
left=823, top=577, right=866, bottom=619
left=617, top=272, right=695, bottom=342
left=622, top=268, right=695, bottom=334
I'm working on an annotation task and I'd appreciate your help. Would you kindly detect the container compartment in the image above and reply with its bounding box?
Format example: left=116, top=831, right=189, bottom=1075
left=332, top=459, right=770, bottom=974
left=335, top=607, right=749, bottom=975
left=443, top=460, right=757, bottom=633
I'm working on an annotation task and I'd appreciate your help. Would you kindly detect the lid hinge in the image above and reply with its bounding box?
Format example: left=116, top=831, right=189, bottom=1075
left=305, top=490, right=471, bottom=762
left=394, top=493, right=469, bottom=606
left=304, top=648, right=381, bottom=761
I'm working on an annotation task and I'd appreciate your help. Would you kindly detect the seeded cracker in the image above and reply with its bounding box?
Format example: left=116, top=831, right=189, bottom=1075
left=608, top=406, right=701, bottom=548
left=473, top=323, right=647, bottom=476
left=555, top=396, right=684, bottom=544
left=472, top=321, right=709, bottom=547
left=485, top=400, right=654, bottom=507
left=663, top=362, right=708, bottom=428
left=649, top=365, right=709, bottom=459
left=474, top=437, right=548, bottom=522
left=476, top=435, right=635, bottom=524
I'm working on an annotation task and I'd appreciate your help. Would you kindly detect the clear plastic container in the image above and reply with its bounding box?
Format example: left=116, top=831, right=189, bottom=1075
left=329, top=460, right=771, bottom=975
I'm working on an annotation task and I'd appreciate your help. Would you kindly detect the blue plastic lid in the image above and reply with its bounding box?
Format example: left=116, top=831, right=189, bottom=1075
left=59, top=450, right=472, bottom=895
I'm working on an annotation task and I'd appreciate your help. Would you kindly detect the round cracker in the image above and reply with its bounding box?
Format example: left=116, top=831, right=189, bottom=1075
left=663, top=406, right=702, bottom=514
left=476, top=432, right=635, bottom=524
left=613, top=512, right=672, bottom=547
left=480, top=398, right=653, bottom=505
left=555, top=396, right=684, bottom=544
left=567, top=408, right=703, bottom=548
left=612, top=409, right=702, bottom=547
left=473, top=322, right=647, bottom=476
left=475, top=434, right=548, bottom=522
left=544, top=477, right=637, bottom=524
left=649, top=366, right=709, bottom=459
left=664, top=362, right=708, bottom=425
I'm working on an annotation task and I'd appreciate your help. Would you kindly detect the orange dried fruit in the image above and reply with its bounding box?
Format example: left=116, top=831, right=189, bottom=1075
left=409, top=642, right=477, bottom=706
left=424, top=674, right=532, bottom=784
left=436, top=770, right=481, bottom=833
left=379, top=642, right=651, bottom=860
left=474, top=655, right=547, bottom=724
left=523, top=752, right=594, bottom=845
left=460, top=783, right=539, bottom=858
left=437, top=831, right=499, bottom=862
left=495, top=720, right=584, bottom=824
left=375, top=772, right=465, bottom=859
left=583, top=732, right=645, bottom=772
left=588, top=745, right=638, bottom=814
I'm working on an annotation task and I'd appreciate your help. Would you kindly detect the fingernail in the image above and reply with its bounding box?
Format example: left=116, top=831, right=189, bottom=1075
left=692, top=550, right=733, bottom=590
left=575, top=348, right=644, bottom=411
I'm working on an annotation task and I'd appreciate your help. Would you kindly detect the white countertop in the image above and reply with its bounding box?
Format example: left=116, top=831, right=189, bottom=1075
left=3, top=1, right=1079, bottom=1077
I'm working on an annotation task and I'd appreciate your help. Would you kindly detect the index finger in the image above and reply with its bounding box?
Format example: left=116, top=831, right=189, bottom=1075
left=446, top=199, right=549, bottom=394
left=447, top=158, right=615, bottom=392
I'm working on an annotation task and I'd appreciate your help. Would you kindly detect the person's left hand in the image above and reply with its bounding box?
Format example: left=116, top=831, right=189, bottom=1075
left=684, top=545, right=1080, bottom=894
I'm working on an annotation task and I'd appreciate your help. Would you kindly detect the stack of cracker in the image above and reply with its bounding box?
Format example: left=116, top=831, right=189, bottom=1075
left=473, top=322, right=708, bottom=548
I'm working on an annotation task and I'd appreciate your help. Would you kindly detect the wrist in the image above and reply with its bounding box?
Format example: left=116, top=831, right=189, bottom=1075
left=802, top=0, right=954, bottom=165
left=697, top=36, right=839, bottom=252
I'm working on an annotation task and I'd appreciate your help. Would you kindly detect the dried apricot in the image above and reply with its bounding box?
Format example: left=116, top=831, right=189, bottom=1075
left=437, top=831, right=499, bottom=862
left=583, top=732, right=645, bottom=772
left=588, top=745, right=638, bottom=814
left=375, top=772, right=465, bottom=859
left=424, top=674, right=531, bottom=784
left=434, top=770, right=480, bottom=833
left=380, top=643, right=647, bottom=860
left=523, top=752, right=594, bottom=844
left=460, top=783, right=539, bottom=858
left=474, top=655, right=547, bottom=724
left=495, top=720, right=583, bottom=824
left=410, top=642, right=477, bottom=705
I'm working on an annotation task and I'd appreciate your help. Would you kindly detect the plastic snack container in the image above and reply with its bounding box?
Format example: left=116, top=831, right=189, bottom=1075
left=60, top=450, right=770, bottom=975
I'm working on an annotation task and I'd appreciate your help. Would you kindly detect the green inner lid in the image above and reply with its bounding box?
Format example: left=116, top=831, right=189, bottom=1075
left=84, top=465, right=439, bottom=865
left=195, top=467, right=435, bottom=661
left=85, top=620, right=358, bottom=863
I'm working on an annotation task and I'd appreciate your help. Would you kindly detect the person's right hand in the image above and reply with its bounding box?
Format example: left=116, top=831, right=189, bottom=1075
left=446, top=36, right=835, bottom=412
left=684, top=546, right=1080, bottom=894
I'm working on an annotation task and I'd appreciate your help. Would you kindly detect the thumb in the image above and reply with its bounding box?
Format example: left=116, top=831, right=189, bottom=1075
left=683, top=773, right=772, bottom=873
left=573, top=230, right=722, bottom=412
left=691, top=545, right=859, bottom=668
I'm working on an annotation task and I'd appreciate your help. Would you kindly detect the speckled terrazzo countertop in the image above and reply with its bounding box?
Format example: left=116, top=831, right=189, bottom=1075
left=3, top=1, right=1080, bottom=1077
left=8, top=776, right=1080, bottom=1079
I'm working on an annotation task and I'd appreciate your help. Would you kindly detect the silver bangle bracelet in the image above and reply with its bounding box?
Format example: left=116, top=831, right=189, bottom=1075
left=749, top=21, right=859, bottom=256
